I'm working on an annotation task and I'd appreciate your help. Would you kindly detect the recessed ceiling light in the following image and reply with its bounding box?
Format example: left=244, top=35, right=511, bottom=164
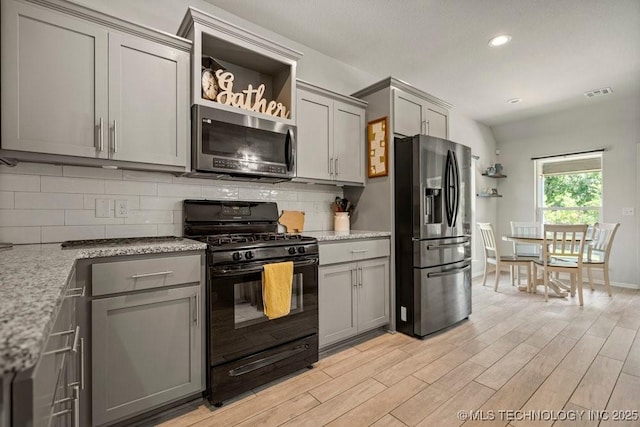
left=507, top=98, right=522, bottom=104
left=488, top=34, right=512, bottom=47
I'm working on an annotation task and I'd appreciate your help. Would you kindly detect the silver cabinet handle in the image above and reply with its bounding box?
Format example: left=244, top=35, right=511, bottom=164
left=73, top=385, right=80, bottom=427
left=45, top=325, right=79, bottom=355
left=352, top=269, right=357, bottom=287
left=329, top=157, right=334, bottom=176
left=335, top=157, right=339, bottom=176
left=113, top=120, right=118, bottom=153
left=351, top=249, right=368, bottom=254
left=193, top=294, right=199, bottom=326
left=80, top=338, right=85, bottom=390
left=359, top=267, right=363, bottom=287
left=131, top=270, right=173, bottom=279
left=98, top=118, right=104, bottom=151
left=66, top=286, right=85, bottom=298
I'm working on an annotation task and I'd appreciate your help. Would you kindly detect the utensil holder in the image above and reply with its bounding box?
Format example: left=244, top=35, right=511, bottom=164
left=334, top=212, right=350, bottom=232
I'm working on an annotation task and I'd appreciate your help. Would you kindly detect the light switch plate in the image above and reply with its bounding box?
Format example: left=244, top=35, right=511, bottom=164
left=115, top=199, right=129, bottom=218
left=95, top=199, right=111, bottom=218
left=622, top=207, right=635, bottom=216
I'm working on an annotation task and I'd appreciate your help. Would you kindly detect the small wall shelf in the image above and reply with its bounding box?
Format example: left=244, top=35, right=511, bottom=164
left=477, top=193, right=503, bottom=198
left=481, top=173, right=507, bottom=178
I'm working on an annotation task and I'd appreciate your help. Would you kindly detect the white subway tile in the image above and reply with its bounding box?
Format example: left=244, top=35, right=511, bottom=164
left=0, top=162, right=62, bottom=176
left=63, top=165, right=123, bottom=180
left=41, top=176, right=104, bottom=194
left=0, top=226, right=41, bottom=244
left=83, top=194, right=139, bottom=210
left=0, top=174, right=40, bottom=192
left=0, top=192, right=14, bottom=209
left=173, top=210, right=183, bottom=224
left=106, top=224, right=157, bottom=238
left=298, top=191, right=339, bottom=202
left=157, top=183, right=201, bottom=197
left=123, top=170, right=173, bottom=183
left=42, top=225, right=105, bottom=243
left=0, top=209, right=64, bottom=226
left=15, top=192, right=84, bottom=210
left=314, top=201, right=332, bottom=213
left=272, top=190, right=298, bottom=201
left=105, top=180, right=156, bottom=196
left=139, top=196, right=184, bottom=211
left=65, top=210, right=124, bottom=225
left=238, top=188, right=274, bottom=201
left=172, top=176, right=221, bottom=186
left=201, top=186, right=238, bottom=199
left=124, top=210, right=173, bottom=225
left=157, top=223, right=182, bottom=237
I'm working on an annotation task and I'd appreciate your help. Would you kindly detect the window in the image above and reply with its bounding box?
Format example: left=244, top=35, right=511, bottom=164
left=535, top=153, right=602, bottom=225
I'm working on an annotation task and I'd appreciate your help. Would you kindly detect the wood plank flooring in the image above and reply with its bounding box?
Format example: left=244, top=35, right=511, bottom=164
left=159, top=275, right=640, bottom=427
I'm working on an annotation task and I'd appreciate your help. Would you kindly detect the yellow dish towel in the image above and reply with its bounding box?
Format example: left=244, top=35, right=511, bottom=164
left=262, top=261, right=294, bottom=320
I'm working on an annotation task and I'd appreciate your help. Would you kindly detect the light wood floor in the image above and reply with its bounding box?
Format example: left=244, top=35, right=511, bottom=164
left=159, top=275, right=640, bottom=427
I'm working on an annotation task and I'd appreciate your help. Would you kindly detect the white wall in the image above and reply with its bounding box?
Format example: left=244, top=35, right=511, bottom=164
left=492, top=92, right=640, bottom=287
left=0, top=0, right=498, bottom=246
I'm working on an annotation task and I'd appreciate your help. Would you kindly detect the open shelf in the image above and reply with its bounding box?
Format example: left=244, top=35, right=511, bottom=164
left=477, top=193, right=503, bottom=198
left=481, top=173, right=507, bottom=178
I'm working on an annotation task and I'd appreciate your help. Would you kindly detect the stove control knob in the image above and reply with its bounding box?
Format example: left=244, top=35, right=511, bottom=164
left=288, top=247, right=297, bottom=255
left=245, top=251, right=255, bottom=260
left=297, top=246, right=306, bottom=254
left=232, top=252, right=242, bottom=261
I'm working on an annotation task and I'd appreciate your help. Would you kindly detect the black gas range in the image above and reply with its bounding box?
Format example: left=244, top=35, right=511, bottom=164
left=183, top=200, right=319, bottom=406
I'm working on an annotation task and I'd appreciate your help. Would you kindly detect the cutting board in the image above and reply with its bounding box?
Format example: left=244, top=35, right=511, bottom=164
left=278, top=210, right=305, bottom=233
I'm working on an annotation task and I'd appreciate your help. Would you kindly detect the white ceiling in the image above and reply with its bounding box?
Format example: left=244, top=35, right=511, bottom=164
left=202, top=0, right=640, bottom=127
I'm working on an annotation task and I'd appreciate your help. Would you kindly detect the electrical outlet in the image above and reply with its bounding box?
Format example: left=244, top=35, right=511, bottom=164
left=115, top=199, right=129, bottom=218
left=95, top=199, right=111, bottom=218
left=400, top=306, right=407, bottom=322
left=622, top=207, right=635, bottom=216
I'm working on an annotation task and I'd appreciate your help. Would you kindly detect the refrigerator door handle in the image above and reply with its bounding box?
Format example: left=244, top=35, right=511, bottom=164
left=426, top=240, right=470, bottom=250
left=451, top=150, right=460, bottom=227
left=444, top=150, right=454, bottom=226
left=427, top=264, right=470, bottom=278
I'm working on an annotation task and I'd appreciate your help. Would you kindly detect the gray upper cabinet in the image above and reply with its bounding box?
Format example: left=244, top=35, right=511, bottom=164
left=1, top=0, right=191, bottom=170
left=296, top=80, right=367, bottom=185
left=393, top=88, right=449, bottom=139
left=1, top=0, right=109, bottom=158
left=108, top=33, right=189, bottom=166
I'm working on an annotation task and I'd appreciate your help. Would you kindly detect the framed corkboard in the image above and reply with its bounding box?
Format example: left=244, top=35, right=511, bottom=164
left=367, top=117, right=388, bottom=178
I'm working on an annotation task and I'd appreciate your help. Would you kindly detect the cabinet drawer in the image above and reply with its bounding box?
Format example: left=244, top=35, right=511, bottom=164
left=92, top=254, right=201, bottom=296
left=319, top=238, right=390, bottom=265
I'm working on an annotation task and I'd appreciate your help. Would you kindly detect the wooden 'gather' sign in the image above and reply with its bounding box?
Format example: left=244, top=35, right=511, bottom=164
left=213, top=70, right=290, bottom=119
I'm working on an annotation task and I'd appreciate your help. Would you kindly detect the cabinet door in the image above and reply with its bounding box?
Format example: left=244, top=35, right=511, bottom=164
left=92, top=285, right=202, bottom=426
left=296, top=89, right=332, bottom=180
left=333, top=101, right=365, bottom=184
left=318, top=263, right=357, bottom=348
left=1, top=1, right=108, bottom=158
left=108, top=32, right=189, bottom=167
left=357, top=258, right=390, bottom=332
left=425, top=103, right=448, bottom=139
left=393, top=89, right=424, bottom=137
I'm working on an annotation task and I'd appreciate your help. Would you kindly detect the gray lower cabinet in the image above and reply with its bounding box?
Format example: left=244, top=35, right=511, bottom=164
left=1, top=0, right=190, bottom=169
left=12, top=269, right=84, bottom=427
left=319, top=256, right=390, bottom=348
left=90, top=254, right=203, bottom=427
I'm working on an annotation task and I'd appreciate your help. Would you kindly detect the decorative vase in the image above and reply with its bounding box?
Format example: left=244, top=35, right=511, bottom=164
left=334, top=212, right=350, bottom=232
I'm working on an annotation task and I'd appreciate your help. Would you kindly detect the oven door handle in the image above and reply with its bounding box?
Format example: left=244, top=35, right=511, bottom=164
left=211, top=258, right=318, bottom=276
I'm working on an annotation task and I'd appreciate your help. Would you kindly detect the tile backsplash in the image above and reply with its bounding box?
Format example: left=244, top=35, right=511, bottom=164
left=0, top=163, right=343, bottom=244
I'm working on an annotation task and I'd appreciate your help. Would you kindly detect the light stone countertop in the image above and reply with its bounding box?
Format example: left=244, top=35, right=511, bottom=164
left=303, top=230, right=391, bottom=242
left=0, top=238, right=206, bottom=375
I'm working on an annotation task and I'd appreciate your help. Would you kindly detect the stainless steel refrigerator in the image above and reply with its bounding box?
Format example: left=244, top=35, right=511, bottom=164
left=394, top=135, right=472, bottom=338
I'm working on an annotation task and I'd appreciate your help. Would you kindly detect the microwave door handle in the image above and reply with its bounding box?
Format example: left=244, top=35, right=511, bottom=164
left=285, top=129, right=294, bottom=172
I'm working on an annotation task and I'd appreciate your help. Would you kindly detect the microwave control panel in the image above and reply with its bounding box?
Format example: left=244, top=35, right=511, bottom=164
left=212, top=158, right=286, bottom=174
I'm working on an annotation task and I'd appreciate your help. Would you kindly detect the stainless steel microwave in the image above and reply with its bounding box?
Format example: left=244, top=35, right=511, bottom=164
left=191, top=105, right=296, bottom=182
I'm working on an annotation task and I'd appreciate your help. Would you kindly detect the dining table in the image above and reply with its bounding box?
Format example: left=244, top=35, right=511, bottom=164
left=502, top=233, right=592, bottom=297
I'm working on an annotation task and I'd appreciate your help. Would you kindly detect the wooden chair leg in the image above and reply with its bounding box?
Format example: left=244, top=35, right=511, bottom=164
left=494, top=263, right=500, bottom=292
left=510, top=265, right=515, bottom=286
left=526, top=263, right=532, bottom=293
left=570, top=274, right=576, bottom=297
left=577, top=269, right=584, bottom=306
left=587, top=267, right=594, bottom=291
left=481, top=262, right=488, bottom=286
left=543, top=269, right=549, bottom=302
left=604, top=267, right=612, bottom=297
left=532, top=264, right=538, bottom=294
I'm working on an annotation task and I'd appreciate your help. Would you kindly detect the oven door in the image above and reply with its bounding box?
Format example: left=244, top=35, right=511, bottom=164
left=209, top=257, right=318, bottom=366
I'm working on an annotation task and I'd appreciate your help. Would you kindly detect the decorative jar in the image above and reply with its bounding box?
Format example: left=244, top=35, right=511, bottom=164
left=334, top=212, right=350, bottom=232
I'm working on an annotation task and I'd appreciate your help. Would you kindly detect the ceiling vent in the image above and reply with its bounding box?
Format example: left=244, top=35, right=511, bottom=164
left=584, top=87, right=613, bottom=98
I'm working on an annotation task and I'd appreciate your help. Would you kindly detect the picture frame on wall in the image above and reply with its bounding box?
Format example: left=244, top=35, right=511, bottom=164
left=367, top=117, right=388, bottom=178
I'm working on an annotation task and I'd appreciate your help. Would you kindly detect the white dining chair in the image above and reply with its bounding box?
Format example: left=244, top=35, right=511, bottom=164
left=533, top=224, right=588, bottom=305
left=584, top=222, right=620, bottom=296
left=509, top=221, right=540, bottom=285
left=478, top=222, right=536, bottom=292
